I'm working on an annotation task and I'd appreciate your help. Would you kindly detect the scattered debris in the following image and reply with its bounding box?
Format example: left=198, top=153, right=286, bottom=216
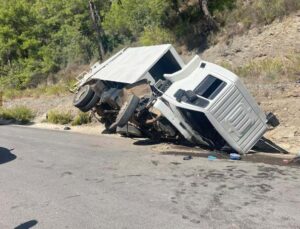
left=230, top=153, right=241, bottom=160
left=170, top=162, right=181, bottom=165
left=151, top=160, right=159, bottom=166
left=294, top=131, right=300, bottom=137
left=290, top=155, right=300, bottom=164
left=183, top=155, right=193, bottom=160
left=208, top=155, right=217, bottom=161
left=64, top=126, right=71, bottom=130
left=283, top=159, right=290, bottom=164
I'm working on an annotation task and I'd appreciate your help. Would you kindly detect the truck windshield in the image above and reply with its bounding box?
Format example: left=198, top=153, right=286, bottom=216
left=194, top=75, right=226, bottom=100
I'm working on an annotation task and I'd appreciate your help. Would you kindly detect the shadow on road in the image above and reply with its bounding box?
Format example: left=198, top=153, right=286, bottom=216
left=0, top=147, right=16, bottom=164
left=14, top=220, right=38, bottom=229
left=133, top=139, right=161, bottom=146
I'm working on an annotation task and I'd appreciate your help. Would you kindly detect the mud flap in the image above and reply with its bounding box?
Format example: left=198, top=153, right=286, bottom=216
left=252, top=137, right=289, bottom=154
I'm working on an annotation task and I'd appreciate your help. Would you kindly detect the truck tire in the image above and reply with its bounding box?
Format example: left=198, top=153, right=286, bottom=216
left=109, top=94, right=140, bottom=130
left=73, top=85, right=94, bottom=108
left=80, top=93, right=100, bottom=112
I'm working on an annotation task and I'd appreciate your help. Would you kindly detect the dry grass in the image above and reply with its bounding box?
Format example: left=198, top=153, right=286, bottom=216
left=219, top=54, right=300, bottom=82
left=46, top=110, right=73, bottom=125
left=46, top=110, right=92, bottom=126
left=3, top=84, right=70, bottom=100
left=71, top=112, right=91, bottom=126
left=0, top=106, right=35, bottom=124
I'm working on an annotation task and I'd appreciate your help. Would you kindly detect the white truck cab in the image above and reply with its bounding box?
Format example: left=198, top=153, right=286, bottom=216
left=155, top=56, right=268, bottom=154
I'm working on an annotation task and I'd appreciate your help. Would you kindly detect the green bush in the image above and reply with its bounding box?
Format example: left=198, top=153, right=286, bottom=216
left=47, top=110, right=73, bottom=125
left=71, top=112, right=91, bottom=126
left=140, top=26, right=175, bottom=46
left=0, top=106, right=35, bottom=124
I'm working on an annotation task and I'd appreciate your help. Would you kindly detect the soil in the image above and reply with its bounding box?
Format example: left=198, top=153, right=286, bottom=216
left=252, top=82, right=300, bottom=154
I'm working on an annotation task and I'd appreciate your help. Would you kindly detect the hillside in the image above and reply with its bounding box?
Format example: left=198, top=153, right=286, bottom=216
left=202, top=11, right=300, bottom=68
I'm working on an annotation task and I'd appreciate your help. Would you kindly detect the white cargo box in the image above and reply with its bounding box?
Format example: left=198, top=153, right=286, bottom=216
left=77, top=44, right=184, bottom=87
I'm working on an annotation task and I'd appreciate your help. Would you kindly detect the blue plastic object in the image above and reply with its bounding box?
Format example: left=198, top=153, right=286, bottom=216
left=208, top=155, right=217, bottom=161
left=230, top=153, right=241, bottom=160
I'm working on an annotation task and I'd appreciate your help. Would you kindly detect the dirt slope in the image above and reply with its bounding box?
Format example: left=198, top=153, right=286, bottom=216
left=201, top=11, right=300, bottom=66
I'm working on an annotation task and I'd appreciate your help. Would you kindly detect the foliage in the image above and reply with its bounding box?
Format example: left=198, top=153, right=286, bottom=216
left=0, top=105, right=35, bottom=124
left=0, top=0, right=299, bottom=92
left=71, top=112, right=91, bottom=126
left=140, top=26, right=175, bottom=46
left=103, top=0, right=170, bottom=37
left=46, top=110, right=73, bottom=125
left=0, top=0, right=101, bottom=89
left=46, top=110, right=91, bottom=125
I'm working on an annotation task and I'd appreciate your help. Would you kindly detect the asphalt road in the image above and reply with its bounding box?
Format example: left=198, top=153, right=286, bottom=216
left=1, top=126, right=300, bottom=229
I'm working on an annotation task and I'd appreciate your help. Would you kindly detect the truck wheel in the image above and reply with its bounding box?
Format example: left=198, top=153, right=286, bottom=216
left=73, top=85, right=94, bottom=108
left=80, top=93, right=100, bottom=112
left=109, top=94, right=140, bottom=130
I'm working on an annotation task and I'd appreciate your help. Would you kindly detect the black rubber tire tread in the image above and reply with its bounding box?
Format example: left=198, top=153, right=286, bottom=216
left=109, top=94, right=140, bottom=130
left=79, top=92, right=100, bottom=112
left=73, top=85, right=94, bottom=108
left=116, top=124, right=143, bottom=137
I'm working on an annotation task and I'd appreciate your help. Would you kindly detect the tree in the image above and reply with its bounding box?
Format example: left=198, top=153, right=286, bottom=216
left=198, top=0, right=218, bottom=29
left=0, top=0, right=110, bottom=89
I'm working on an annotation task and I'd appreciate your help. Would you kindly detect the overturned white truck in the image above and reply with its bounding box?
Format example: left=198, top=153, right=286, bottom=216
left=72, top=44, right=281, bottom=154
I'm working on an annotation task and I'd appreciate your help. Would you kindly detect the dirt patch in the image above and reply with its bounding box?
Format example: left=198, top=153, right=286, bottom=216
left=249, top=82, right=300, bottom=154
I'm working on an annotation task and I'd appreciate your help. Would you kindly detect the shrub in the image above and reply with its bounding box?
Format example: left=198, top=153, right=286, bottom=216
left=47, top=110, right=73, bottom=125
left=140, top=26, right=175, bottom=46
left=71, top=112, right=91, bottom=126
left=0, top=106, right=35, bottom=124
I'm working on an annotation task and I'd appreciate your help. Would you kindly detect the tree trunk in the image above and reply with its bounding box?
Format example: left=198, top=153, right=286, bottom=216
left=198, top=0, right=217, bottom=29
left=89, top=0, right=105, bottom=62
